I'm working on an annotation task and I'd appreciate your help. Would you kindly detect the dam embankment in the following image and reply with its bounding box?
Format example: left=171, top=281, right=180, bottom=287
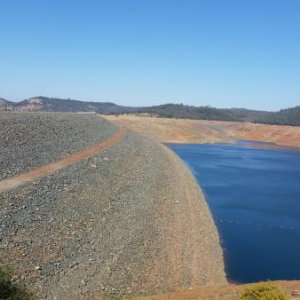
left=0, top=112, right=226, bottom=299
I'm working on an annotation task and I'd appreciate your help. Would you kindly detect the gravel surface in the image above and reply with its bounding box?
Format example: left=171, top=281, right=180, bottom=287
left=0, top=112, right=116, bottom=180
left=0, top=113, right=226, bottom=299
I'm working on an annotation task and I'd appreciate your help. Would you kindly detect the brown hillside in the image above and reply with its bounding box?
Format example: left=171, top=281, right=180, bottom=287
left=105, top=115, right=300, bottom=148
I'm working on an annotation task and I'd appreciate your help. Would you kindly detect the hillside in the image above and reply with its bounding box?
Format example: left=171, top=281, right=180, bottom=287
left=0, top=97, right=14, bottom=110
left=137, top=104, right=300, bottom=126
left=136, top=104, right=272, bottom=122
left=1, top=96, right=299, bottom=126
left=257, top=106, right=300, bottom=126
left=13, top=96, right=135, bottom=114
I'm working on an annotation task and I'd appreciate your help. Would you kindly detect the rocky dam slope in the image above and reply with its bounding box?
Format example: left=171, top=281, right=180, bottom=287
left=0, top=112, right=226, bottom=299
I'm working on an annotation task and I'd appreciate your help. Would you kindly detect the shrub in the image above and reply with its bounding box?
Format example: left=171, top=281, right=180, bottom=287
left=239, top=282, right=289, bottom=300
left=0, top=267, right=32, bottom=300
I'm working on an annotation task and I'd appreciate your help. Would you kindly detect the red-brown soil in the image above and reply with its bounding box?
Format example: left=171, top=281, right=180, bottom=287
left=0, top=126, right=126, bottom=194
left=105, top=115, right=300, bottom=148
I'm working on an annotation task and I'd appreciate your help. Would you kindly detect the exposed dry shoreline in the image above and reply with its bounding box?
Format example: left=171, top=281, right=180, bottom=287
left=105, top=114, right=300, bottom=149
left=147, top=140, right=226, bottom=288
left=0, top=112, right=226, bottom=299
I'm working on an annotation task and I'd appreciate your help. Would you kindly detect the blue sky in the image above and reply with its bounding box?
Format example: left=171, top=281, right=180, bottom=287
left=0, top=0, right=299, bottom=110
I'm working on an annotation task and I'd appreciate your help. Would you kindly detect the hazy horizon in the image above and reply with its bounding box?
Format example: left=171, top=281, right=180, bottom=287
left=1, top=0, right=299, bottom=111
left=2, top=94, right=299, bottom=112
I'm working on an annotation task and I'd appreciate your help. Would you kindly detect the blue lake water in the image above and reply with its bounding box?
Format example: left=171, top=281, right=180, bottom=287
left=168, top=141, right=300, bottom=283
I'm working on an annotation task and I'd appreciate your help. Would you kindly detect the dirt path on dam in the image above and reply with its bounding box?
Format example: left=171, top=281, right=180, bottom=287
left=0, top=126, right=126, bottom=194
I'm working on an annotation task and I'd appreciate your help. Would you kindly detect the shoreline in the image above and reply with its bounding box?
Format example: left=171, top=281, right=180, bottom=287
left=165, top=138, right=300, bottom=152
left=153, top=138, right=227, bottom=286
left=167, top=140, right=300, bottom=286
left=104, top=114, right=300, bottom=149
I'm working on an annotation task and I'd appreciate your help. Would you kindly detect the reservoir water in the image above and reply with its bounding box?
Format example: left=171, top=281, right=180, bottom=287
left=168, top=141, right=300, bottom=283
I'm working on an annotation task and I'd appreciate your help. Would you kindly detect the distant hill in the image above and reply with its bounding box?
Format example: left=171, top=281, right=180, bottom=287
left=9, top=96, right=136, bottom=114
left=135, top=104, right=273, bottom=122
left=135, top=104, right=300, bottom=126
left=255, top=106, right=300, bottom=126
left=0, top=98, right=14, bottom=111
left=1, top=96, right=299, bottom=126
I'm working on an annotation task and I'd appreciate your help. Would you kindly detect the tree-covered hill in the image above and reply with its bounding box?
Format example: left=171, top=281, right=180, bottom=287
left=135, top=104, right=300, bottom=126
left=1, top=96, right=299, bottom=126
left=136, top=104, right=273, bottom=122
left=13, top=96, right=136, bottom=114
left=255, top=106, right=300, bottom=126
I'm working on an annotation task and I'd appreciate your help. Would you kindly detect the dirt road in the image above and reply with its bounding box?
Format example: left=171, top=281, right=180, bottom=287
left=0, top=126, right=125, bottom=194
